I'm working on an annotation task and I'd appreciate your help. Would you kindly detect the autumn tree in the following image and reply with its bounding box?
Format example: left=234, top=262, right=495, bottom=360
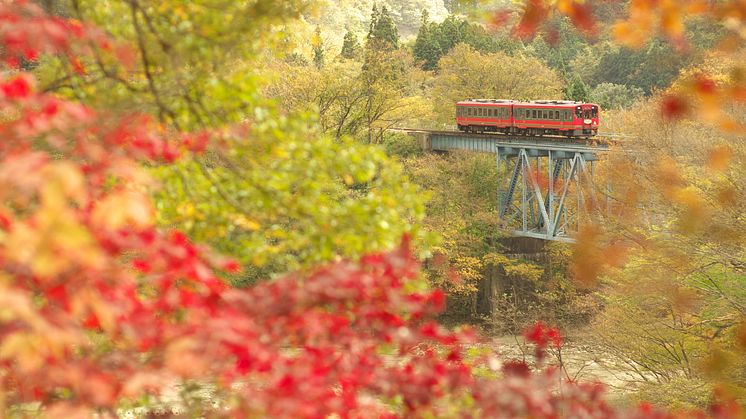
left=430, top=44, right=564, bottom=124
left=37, top=0, right=426, bottom=284
left=485, top=0, right=746, bottom=408
left=0, top=3, right=654, bottom=417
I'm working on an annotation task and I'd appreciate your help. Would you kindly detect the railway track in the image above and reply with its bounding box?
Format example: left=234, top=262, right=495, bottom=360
left=388, top=128, right=629, bottom=146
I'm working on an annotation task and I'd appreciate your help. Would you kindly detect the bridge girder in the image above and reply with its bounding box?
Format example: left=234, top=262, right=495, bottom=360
left=412, top=130, right=612, bottom=243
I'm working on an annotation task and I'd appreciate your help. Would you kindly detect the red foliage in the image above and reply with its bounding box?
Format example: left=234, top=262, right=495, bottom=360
left=565, top=2, right=598, bottom=36
left=514, top=0, right=549, bottom=40
left=661, top=94, right=690, bottom=120
left=0, top=2, right=740, bottom=418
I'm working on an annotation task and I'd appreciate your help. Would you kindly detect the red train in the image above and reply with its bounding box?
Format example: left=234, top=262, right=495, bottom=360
left=456, top=99, right=600, bottom=137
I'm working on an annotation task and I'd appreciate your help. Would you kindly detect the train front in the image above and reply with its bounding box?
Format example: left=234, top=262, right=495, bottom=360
left=575, top=103, right=600, bottom=136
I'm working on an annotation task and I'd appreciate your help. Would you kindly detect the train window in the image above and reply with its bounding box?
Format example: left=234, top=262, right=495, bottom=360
left=592, top=106, right=598, bottom=118
left=555, top=110, right=559, bottom=119
left=532, top=110, right=536, bottom=118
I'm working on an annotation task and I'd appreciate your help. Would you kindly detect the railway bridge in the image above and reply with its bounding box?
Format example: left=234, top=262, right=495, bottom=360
left=394, top=129, right=620, bottom=243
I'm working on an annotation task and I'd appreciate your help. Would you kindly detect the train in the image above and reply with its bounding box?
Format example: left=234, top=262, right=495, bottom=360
left=456, top=99, right=600, bottom=137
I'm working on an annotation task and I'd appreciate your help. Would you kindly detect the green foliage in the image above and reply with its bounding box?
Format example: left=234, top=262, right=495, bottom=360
left=367, top=4, right=399, bottom=50
left=285, top=52, right=310, bottom=66
left=414, top=14, right=521, bottom=71
left=413, top=10, right=442, bottom=71
left=313, top=26, right=325, bottom=69
left=397, top=151, right=588, bottom=326
left=154, top=114, right=427, bottom=285
left=269, top=49, right=430, bottom=143
left=588, top=82, right=644, bottom=110
left=582, top=40, right=694, bottom=94
left=37, top=0, right=427, bottom=285
left=402, top=152, right=502, bottom=297
left=528, top=17, right=590, bottom=75
left=340, top=28, right=361, bottom=60
left=565, top=75, right=590, bottom=102
left=383, top=132, right=423, bottom=158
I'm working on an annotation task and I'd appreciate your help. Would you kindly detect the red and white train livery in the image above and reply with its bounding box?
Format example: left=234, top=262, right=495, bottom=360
left=456, top=99, right=599, bottom=137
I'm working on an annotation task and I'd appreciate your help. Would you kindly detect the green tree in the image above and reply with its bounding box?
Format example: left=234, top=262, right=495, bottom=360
left=360, top=47, right=428, bottom=143
left=413, top=9, right=442, bottom=71
left=588, top=82, right=644, bottom=110
left=367, top=4, right=399, bottom=50
left=340, top=28, right=361, bottom=60
left=527, top=17, right=591, bottom=76
left=312, top=26, right=325, bottom=69
left=583, top=40, right=694, bottom=94
left=37, top=0, right=426, bottom=285
left=565, top=75, right=590, bottom=101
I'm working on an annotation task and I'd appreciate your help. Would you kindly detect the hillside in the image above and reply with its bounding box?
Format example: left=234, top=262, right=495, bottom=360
left=309, top=0, right=450, bottom=45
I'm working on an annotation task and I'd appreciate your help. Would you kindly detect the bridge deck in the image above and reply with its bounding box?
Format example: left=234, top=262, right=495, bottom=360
left=393, top=129, right=615, bottom=157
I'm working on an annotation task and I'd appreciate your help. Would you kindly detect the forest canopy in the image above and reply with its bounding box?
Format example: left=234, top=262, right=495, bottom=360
left=0, top=0, right=744, bottom=417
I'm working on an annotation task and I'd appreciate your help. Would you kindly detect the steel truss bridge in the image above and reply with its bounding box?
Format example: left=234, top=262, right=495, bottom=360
left=396, top=129, right=618, bottom=243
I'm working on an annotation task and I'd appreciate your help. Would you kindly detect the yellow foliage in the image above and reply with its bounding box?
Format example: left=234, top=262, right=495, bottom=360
left=92, top=190, right=154, bottom=231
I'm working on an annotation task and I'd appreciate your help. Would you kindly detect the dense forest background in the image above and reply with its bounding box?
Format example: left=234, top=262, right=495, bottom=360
left=265, top=0, right=745, bottom=409
left=2, top=0, right=744, bottom=415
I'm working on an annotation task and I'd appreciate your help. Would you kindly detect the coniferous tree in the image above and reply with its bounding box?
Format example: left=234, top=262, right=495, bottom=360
left=367, top=4, right=398, bottom=50
left=312, top=26, right=324, bottom=69
left=565, top=75, right=590, bottom=101
left=340, top=29, right=361, bottom=60
left=367, top=4, right=379, bottom=43
left=413, top=10, right=442, bottom=70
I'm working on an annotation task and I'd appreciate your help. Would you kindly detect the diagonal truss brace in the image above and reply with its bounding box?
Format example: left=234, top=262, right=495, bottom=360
left=497, top=150, right=600, bottom=242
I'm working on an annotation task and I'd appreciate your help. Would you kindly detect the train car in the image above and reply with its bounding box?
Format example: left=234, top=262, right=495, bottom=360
left=513, top=100, right=599, bottom=137
left=455, top=99, right=516, bottom=134
left=456, top=99, right=600, bottom=138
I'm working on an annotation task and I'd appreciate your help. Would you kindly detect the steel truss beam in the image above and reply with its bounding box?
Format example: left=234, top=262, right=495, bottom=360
left=496, top=150, right=603, bottom=242
left=417, top=130, right=611, bottom=243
